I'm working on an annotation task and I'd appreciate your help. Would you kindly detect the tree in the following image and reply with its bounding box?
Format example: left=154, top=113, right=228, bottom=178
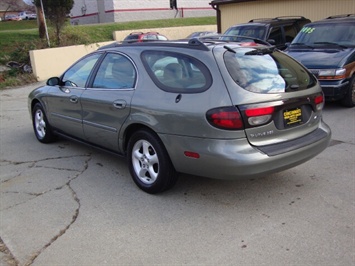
left=32, top=0, right=74, bottom=45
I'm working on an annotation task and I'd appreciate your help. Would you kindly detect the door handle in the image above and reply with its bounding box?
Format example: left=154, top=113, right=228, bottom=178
left=70, top=96, right=78, bottom=103
left=113, top=100, right=127, bottom=109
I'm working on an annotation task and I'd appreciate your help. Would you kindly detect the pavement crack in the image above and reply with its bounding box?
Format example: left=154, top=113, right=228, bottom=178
left=34, top=165, right=81, bottom=172
left=0, top=236, right=19, bottom=266
left=24, top=156, right=91, bottom=266
left=0, top=154, right=91, bottom=167
left=0, top=162, right=35, bottom=185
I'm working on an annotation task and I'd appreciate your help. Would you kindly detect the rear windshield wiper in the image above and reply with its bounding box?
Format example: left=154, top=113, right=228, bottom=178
left=290, top=43, right=314, bottom=49
left=244, top=46, right=276, bottom=55
left=314, top=42, right=348, bottom=49
left=224, top=45, right=236, bottom=53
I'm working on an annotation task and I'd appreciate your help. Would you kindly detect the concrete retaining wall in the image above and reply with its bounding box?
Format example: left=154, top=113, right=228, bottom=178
left=29, top=42, right=114, bottom=81
left=29, top=25, right=216, bottom=81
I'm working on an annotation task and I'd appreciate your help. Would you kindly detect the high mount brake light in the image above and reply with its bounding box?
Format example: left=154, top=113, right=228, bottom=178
left=206, top=107, right=244, bottom=130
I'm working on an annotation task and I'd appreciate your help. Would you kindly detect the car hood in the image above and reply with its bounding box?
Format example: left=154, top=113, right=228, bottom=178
left=286, top=48, right=354, bottom=69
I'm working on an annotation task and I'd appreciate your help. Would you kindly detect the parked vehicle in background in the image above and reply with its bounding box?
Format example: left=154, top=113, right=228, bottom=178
left=4, top=14, right=22, bottom=21
left=18, top=11, right=37, bottom=20
left=123, top=32, right=168, bottom=42
left=185, top=31, right=218, bottom=38
left=286, top=14, right=355, bottom=107
left=28, top=38, right=331, bottom=194
left=223, top=16, right=311, bottom=50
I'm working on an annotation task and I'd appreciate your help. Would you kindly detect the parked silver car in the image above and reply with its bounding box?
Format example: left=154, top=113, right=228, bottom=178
left=28, top=38, right=331, bottom=193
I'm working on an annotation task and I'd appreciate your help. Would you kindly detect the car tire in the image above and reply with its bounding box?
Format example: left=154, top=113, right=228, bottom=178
left=127, top=129, right=178, bottom=194
left=341, top=76, right=355, bottom=107
left=32, top=103, right=56, bottom=143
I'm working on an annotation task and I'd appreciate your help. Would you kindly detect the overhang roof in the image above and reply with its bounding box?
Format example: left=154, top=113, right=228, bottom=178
left=209, top=0, right=261, bottom=6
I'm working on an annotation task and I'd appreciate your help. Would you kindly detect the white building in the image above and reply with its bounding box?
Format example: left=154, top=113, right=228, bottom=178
left=70, top=0, right=215, bottom=25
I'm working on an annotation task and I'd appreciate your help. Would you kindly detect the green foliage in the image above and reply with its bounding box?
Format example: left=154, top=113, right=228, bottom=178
left=33, top=0, right=73, bottom=11
left=33, top=0, right=74, bottom=45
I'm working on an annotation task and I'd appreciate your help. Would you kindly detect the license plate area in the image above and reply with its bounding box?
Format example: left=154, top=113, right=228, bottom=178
left=283, top=107, right=302, bottom=127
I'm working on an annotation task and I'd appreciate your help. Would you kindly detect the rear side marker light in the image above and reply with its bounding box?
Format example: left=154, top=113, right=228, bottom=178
left=206, top=107, right=244, bottom=130
left=184, top=151, right=200, bottom=159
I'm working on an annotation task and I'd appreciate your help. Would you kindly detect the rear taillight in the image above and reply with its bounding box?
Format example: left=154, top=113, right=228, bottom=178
left=206, top=107, right=244, bottom=130
left=314, top=94, right=324, bottom=111
left=245, top=106, right=274, bottom=126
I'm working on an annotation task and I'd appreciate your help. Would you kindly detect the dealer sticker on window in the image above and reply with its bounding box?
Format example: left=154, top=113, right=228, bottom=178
left=283, top=108, right=302, bottom=127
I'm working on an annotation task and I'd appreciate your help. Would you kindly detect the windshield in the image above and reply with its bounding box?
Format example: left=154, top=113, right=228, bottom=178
left=223, top=25, right=267, bottom=40
left=224, top=48, right=316, bottom=93
left=292, top=22, right=355, bottom=47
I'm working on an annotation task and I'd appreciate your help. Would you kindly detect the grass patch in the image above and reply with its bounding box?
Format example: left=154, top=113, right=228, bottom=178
left=0, top=20, right=38, bottom=31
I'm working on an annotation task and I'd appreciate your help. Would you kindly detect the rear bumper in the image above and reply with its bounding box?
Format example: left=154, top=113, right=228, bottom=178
left=160, top=120, right=331, bottom=179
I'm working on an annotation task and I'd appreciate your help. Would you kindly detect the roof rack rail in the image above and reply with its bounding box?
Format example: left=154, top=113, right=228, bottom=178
left=273, top=16, right=306, bottom=20
left=249, top=18, right=273, bottom=22
left=114, top=39, right=211, bottom=51
left=326, top=14, right=355, bottom=19
left=249, top=16, right=306, bottom=22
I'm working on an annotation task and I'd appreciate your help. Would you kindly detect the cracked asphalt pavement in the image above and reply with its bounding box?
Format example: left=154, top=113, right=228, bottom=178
left=1, top=82, right=354, bottom=265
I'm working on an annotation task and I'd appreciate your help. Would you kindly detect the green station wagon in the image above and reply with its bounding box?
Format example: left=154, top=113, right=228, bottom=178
left=28, top=38, right=331, bottom=193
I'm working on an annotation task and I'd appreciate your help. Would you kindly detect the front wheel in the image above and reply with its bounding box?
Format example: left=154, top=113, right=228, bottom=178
left=32, top=103, right=56, bottom=143
left=341, top=76, right=355, bottom=107
left=127, top=130, right=178, bottom=194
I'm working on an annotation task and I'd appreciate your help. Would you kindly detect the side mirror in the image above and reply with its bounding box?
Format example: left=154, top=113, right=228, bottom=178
left=46, top=77, right=60, bottom=86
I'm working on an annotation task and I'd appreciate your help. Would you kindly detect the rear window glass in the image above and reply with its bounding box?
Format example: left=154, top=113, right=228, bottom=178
left=224, top=48, right=316, bottom=93
left=141, top=51, right=212, bottom=93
